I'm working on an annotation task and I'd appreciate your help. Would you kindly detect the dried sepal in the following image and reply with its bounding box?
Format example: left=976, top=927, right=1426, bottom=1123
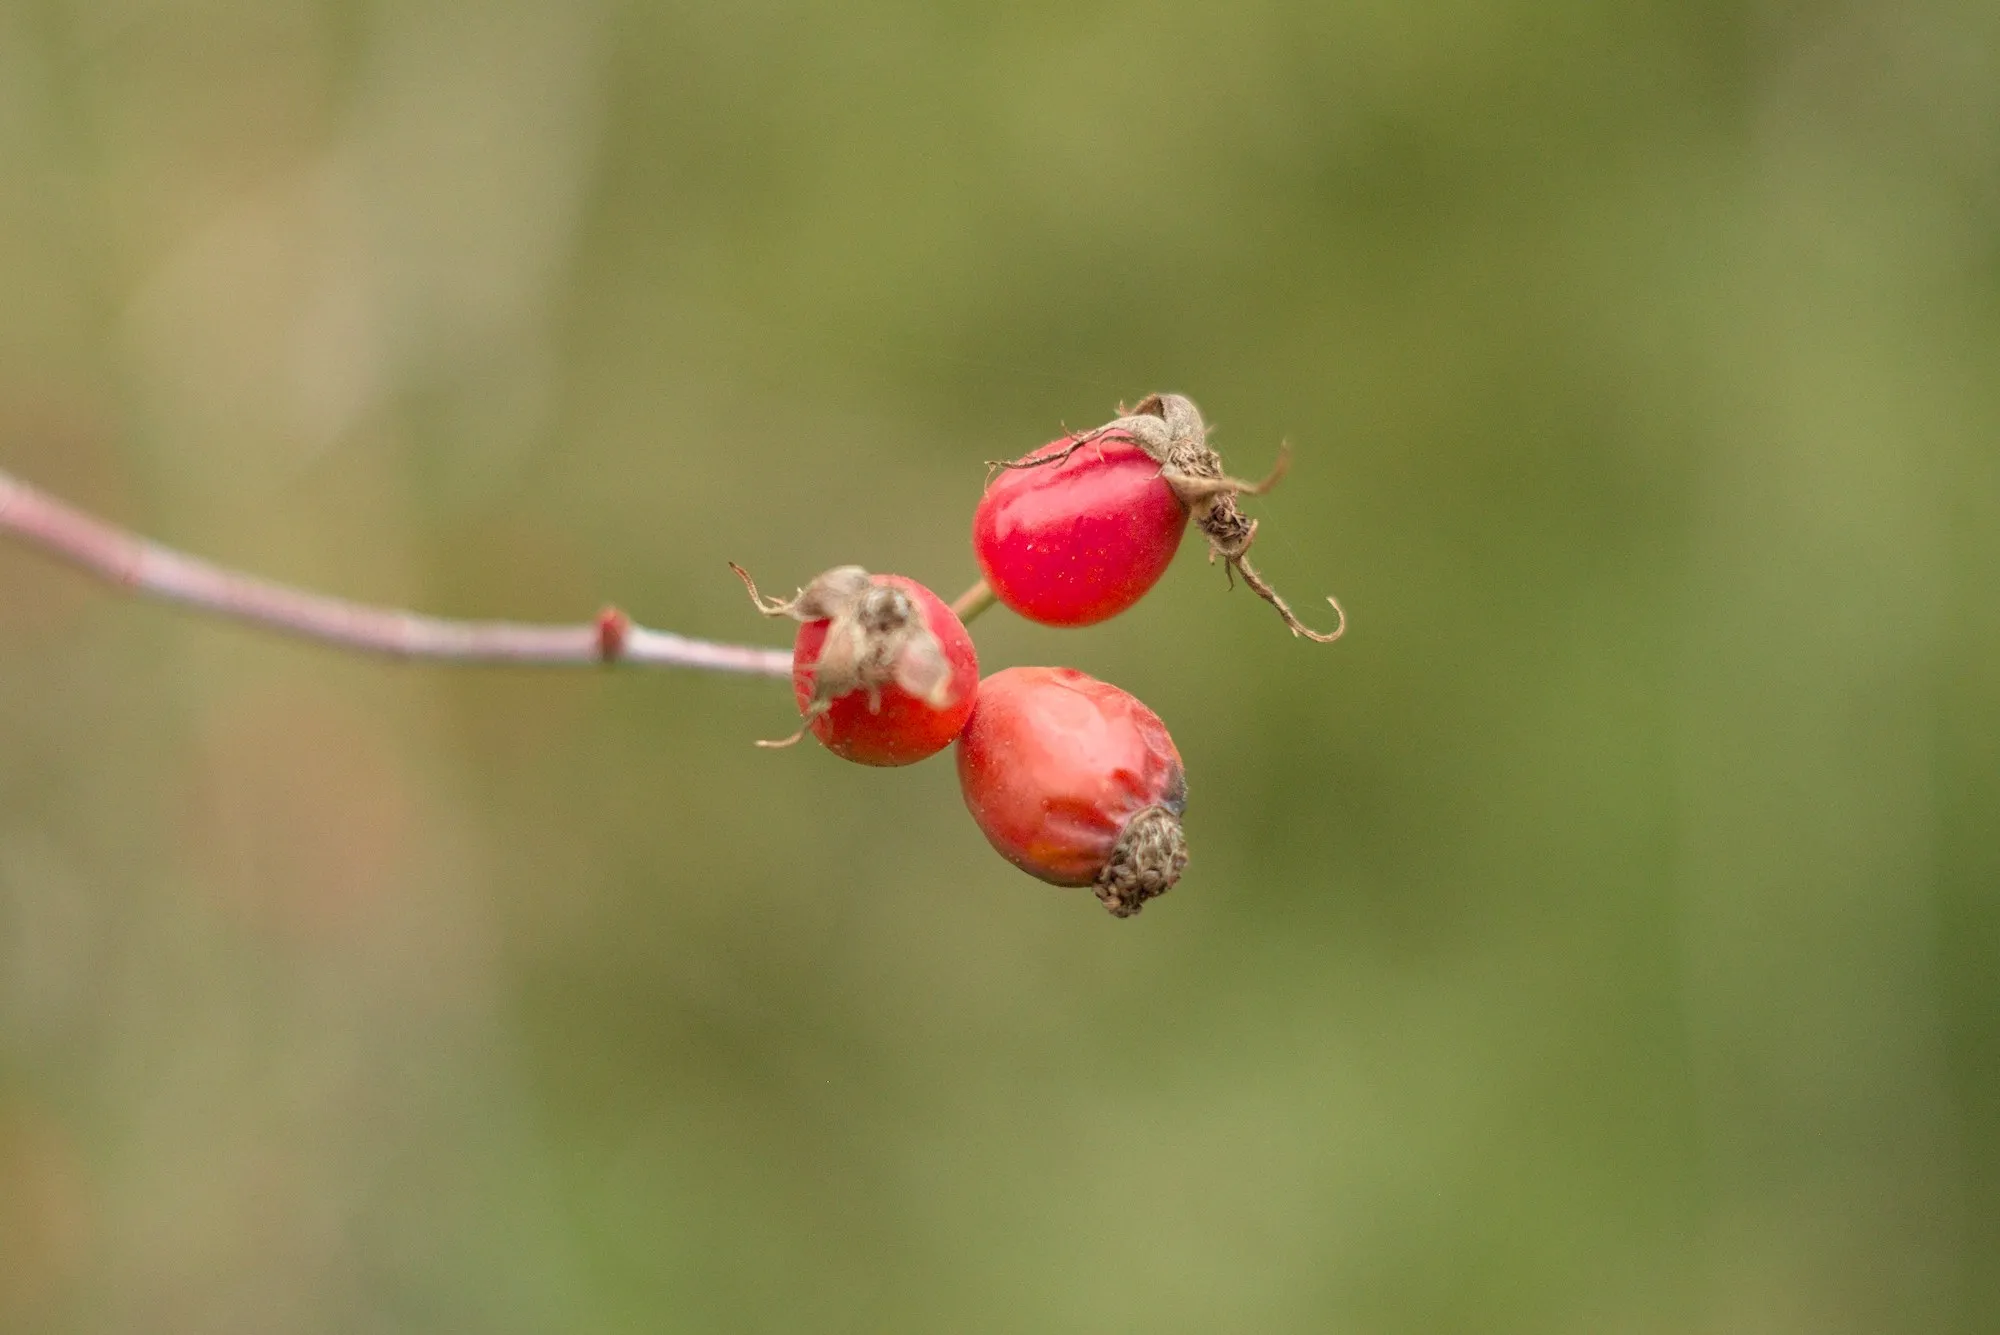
left=753, top=699, right=831, bottom=750
left=1062, top=394, right=1345, bottom=642
left=1093, top=804, right=1189, bottom=918
left=729, top=562, right=962, bottom=717
left=730, top=563, right=873, bottom=622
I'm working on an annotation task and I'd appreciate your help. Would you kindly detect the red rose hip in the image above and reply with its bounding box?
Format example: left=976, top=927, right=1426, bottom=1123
left=973, top=393, right=1344, bottom=640
left=973, top=434, right=1187, bottom=627
left=956, top=666, right=1188, bottom=917
left=734, top=565, right=978, bottom=766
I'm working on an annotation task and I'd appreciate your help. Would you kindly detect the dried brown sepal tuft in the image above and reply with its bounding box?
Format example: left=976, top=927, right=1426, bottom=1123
left=729, top=563, right=959, bottom=719
left=1061, top=393, right=1345, bottom=642
left=1094, top=805, right=1189, bottom=918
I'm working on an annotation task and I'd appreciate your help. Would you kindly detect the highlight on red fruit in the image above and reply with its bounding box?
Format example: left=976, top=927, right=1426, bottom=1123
left=973, top=433, right=1188, bottom=627
left=955, top=666, right=1187, bottom=917
left=974, top=393, right=1344, bottom=640
left=732, top=564, right=978, bottom=766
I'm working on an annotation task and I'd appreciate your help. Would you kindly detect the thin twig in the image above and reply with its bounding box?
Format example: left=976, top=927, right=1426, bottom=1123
left=0, top=467, right=792, bottom=677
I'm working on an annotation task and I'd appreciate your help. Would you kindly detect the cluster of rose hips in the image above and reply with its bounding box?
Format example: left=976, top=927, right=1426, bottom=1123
left=733, top=393, right=1341, bottom=919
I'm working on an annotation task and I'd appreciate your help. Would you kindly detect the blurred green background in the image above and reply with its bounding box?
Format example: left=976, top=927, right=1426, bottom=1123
left=3, top=2, right=1997, bottom=1331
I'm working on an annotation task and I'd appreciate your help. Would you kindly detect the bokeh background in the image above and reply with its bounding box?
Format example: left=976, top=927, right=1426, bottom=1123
left=3, top=2, right=1997, bottom=1330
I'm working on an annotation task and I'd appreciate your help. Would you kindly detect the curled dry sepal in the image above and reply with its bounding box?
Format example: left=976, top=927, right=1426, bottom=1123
left=732, top=564, right=955, bottom=712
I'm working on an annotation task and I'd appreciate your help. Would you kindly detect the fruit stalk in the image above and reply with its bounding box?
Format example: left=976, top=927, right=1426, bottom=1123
left=948, top=579, right=996, bottom=625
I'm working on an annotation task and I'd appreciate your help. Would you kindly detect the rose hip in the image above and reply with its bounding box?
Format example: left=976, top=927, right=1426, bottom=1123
left=955, top=665, right=1187, bottom=917
left=972, top=434, right=1187, bottom=627
left=734, top=565, right=978, bottom=766
left=973, top=394, right=1343, bottom=639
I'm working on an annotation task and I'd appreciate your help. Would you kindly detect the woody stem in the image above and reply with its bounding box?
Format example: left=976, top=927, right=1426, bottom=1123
left=0, top=466, right=793, bottom=676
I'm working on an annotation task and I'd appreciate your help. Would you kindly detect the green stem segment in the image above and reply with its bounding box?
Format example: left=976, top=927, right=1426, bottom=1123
left=950, top=579, right=997, bottom=625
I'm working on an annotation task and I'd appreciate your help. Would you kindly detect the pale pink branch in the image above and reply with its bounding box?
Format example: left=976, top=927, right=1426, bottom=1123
left=0, top=466, right=792, bottom=677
